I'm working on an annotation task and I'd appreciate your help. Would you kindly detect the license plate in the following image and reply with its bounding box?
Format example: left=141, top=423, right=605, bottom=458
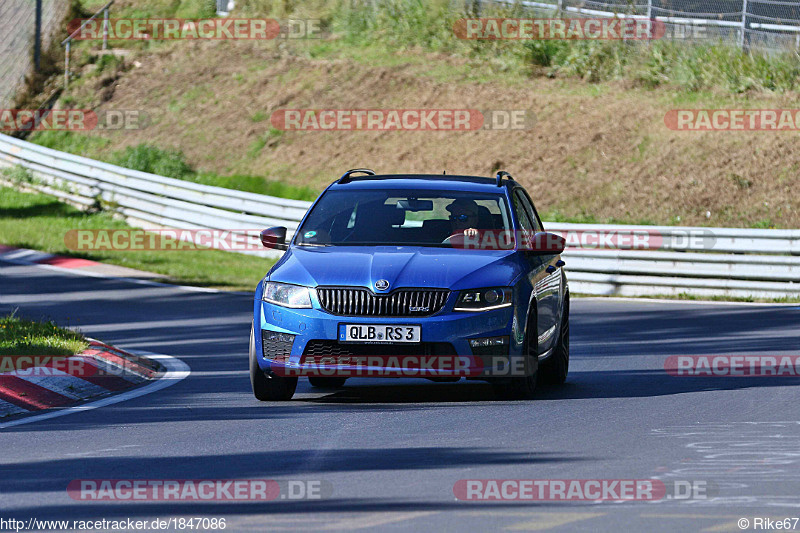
left=339, top=324, right=421, bottom=343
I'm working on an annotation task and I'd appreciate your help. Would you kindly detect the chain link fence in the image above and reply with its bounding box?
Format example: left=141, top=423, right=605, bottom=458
left=0, top=0, right=69, bottom=109
left=489, top=0, right=800, bottom=52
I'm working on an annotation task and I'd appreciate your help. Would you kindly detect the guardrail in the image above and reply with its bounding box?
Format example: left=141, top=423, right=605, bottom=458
left=491, top=0, right=800, bottom=53
left=0, top=133, right=308, bottom=256
left=0, top=132, right=797, bottom=299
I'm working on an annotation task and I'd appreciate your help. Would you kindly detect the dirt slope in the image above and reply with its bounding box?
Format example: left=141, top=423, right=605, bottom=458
left=76, top=40, right=799, bottom=228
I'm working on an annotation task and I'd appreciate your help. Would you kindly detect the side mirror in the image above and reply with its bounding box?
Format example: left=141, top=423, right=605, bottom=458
left=522, top=231, right=566, bottom=255
left=260, top=227, right=287, bottom=249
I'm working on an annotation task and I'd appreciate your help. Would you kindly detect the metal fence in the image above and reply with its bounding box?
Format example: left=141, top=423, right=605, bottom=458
left=61, top=1, right=113, bottom=87
left=1, top=132, right=798, bottom=299
left=487, top=0, right=800, bottom=52
left=0, top=0, right=69, bottom=109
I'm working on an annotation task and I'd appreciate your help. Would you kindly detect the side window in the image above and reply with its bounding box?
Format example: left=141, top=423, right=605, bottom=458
left=515, top=190, right=543, bottom=232
left=512, top=191, right=535, bottom=232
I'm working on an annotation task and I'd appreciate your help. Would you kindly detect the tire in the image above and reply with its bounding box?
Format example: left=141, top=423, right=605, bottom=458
left=250, top=324, right=297, bottom=401
left=308, top=376, right=347, bottom=388
left=539, top=292, right=569, bottom=386
left=493, top=309, right=538, bottom=400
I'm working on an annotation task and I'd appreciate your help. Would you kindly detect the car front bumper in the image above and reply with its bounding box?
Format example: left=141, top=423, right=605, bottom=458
left=254, top=298, right=532, bottom=379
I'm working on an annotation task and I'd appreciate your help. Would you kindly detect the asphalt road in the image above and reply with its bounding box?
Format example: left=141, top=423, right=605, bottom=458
left=1, top=258, right=799, bottom=532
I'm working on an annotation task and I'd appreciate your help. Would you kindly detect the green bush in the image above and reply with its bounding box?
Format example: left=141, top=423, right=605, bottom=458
left=110, top=144, right=193, bottom=179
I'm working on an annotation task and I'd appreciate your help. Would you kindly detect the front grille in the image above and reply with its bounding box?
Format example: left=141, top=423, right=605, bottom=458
left=316, top=287, right=449, bottom=317
left=302, top=340, right=457, bottom=364
left=261, top=330, right=294, bottom=362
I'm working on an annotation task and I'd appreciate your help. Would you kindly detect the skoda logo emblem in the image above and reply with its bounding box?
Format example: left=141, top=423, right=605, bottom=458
left=375, top=279, right=390, bottom=291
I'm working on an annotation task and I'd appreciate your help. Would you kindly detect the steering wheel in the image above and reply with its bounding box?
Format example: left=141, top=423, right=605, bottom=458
left=442, top=229, right=478, bottom=245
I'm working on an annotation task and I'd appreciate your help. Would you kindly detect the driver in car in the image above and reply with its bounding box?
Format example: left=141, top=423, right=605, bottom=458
left=445, top=199, right=481, bottom=244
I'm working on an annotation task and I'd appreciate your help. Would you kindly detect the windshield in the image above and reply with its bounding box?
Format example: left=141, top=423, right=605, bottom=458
left=295, top=189, right=511, bottom=247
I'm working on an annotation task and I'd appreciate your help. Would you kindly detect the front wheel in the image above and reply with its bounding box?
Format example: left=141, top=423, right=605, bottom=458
left=250, top=324, right=297, bottom=401
left=493, top=310, right=538, bottom=400
left=539, top=293, right=569, bottom=386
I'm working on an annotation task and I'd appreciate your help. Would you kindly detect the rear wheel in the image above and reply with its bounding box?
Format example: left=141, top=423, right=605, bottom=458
left=250, top=324, right=297, bottom=401
left=493, top=309, right=538, bottom=400
left=539, top=292, right=569, bottom=386
left=308, top=377, right=347, bottom=388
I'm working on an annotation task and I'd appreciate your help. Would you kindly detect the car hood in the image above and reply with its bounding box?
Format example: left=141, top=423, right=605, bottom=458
left=269, top=246, right=522, bottom=290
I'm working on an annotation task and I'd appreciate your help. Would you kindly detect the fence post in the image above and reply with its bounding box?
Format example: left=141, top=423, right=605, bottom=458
left=34, top=0, right=42, bottom=71
left=557, top=0, right=563, bottom=15
left=647, top=0, right=652, bottom=20
left=64, top=41, right=70, bottom=87
left=466, top=0, right=481, bottom=16
left=103, top=7, right=109, bottom=50
left=740, top=0, right=748, bottom=51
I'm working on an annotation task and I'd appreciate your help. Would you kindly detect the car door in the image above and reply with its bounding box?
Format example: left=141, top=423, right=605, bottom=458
left=512, top=189, right=561, bottom=354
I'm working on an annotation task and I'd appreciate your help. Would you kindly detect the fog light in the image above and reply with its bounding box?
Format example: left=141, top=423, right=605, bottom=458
left=266, top=331, right=295, bottom=343
left=261, top=330, right=295, bottom=361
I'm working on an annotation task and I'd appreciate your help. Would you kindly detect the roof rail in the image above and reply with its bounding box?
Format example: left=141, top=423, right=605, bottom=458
left=495, top=171, right=512, bottom=187
left=338, top=168, right=376, bottom=184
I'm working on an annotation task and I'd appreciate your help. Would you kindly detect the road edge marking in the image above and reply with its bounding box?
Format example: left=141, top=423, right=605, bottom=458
left=0, top=350, right=190, bottom=430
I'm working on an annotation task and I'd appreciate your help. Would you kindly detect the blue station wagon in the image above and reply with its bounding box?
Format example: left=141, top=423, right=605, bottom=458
left=250, top=170, right=569, bottom=400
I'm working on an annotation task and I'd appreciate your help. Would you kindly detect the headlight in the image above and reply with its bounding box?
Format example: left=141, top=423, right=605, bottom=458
left=262, top=281, right=312, bottom=308
left=454, top=287, right=513, bottom=311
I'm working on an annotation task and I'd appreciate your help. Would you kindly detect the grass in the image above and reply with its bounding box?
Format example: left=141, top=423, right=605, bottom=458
left=26, top=134, right=319, bottom=201
left=80, top=0, right=217, bottom=19
left=0, top=314, right=88, bottom=357
left=29, top=130, right=112, bottom=157
left=64, top=0, right=800, bottom=106
left=277, top=0, right=800, bottom=96
left=0, top=185, right=275, bottom=291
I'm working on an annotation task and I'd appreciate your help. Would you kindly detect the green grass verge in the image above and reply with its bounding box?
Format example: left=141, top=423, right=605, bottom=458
left=0, top=185, right=274, bottom=291
left=0, top=314, right=88, bottom=356
left=27, top=133, right=320, bottom=202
